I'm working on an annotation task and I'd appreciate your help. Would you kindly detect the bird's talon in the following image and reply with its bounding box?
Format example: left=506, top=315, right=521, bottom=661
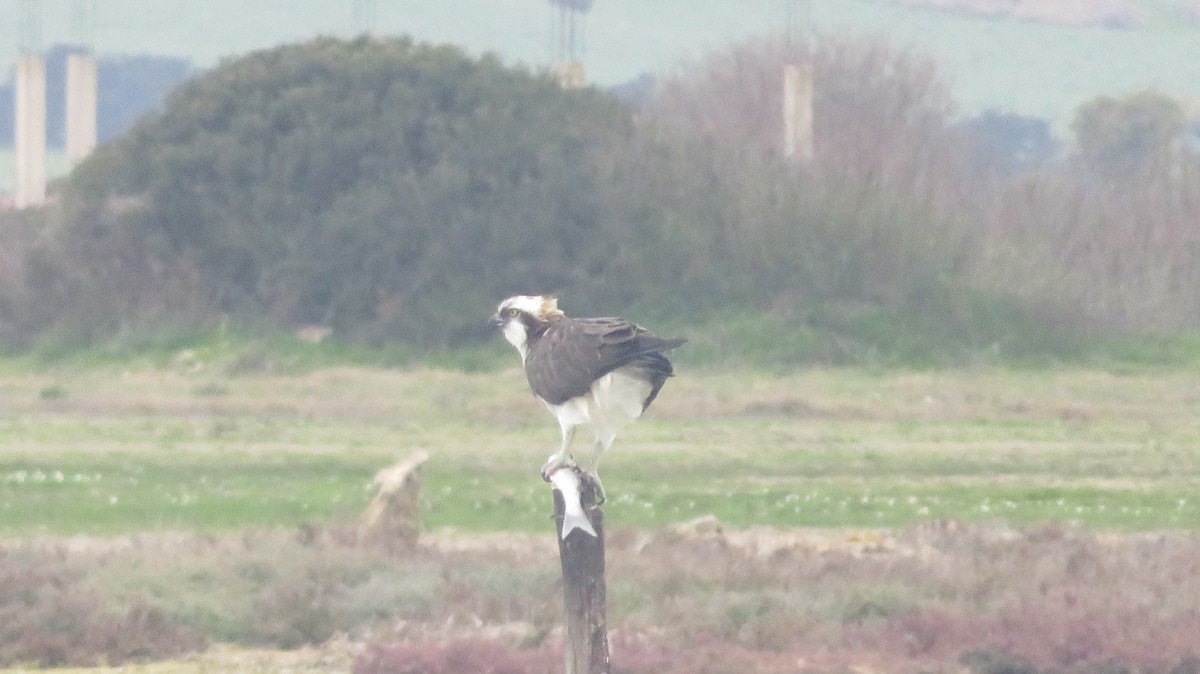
left=578, top=473, right=606, bottom=507
left=540, top=455, right=577, bottom=482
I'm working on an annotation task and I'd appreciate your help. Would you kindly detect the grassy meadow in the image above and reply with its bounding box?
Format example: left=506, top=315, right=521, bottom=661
left=4, top=341, right=1200, bottom=672
left=3, top=346, right=1200, bottom=538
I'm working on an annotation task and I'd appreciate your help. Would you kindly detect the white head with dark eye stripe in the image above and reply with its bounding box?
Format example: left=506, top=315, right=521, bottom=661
left=492, top=295, right=565, bottom=360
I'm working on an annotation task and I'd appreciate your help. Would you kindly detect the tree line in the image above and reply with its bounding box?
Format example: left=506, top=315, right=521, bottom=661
left=0, top=34, right=1196, bottom=362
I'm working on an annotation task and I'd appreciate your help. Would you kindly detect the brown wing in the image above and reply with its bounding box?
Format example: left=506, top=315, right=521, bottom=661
left=524, top=317, right=686, bottom=405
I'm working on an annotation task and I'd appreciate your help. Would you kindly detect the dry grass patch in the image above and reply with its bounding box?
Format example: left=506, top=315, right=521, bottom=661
left=1, top=521, right=1199, bottom=671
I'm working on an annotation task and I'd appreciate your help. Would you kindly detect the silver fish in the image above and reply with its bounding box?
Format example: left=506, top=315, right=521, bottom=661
left=547, top=467, right=598, bottom=539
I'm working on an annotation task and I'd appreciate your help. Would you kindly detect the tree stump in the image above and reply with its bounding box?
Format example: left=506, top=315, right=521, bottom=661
left=548, top=467, right=609, bottom=674
left=360, top=449, right=429, bottom=552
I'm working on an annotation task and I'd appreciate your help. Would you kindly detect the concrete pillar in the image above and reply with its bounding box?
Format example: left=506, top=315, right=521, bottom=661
left=15, top=55, right=47, bottom=209
left=783, top=63, right=815, bottom=164
left=66, top=53, right=98, bottom=166
left=551, top=60, right=587, bottom=89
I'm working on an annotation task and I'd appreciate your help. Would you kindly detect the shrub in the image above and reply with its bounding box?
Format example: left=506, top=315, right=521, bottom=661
left=0, top=563, right=205, bottom=667
left=1, top=33, right=1126, bottom=366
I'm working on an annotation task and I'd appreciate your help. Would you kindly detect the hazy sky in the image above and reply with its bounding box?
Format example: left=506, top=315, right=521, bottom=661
left=1, top=0, right=1198, bottom=130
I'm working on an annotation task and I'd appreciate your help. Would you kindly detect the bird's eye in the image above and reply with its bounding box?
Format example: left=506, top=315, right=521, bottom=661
left=506, top=308, right=520, bottom=318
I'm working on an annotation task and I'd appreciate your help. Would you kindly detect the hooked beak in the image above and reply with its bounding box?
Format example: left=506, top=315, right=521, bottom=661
left=488, top=313, right=504, bottom=329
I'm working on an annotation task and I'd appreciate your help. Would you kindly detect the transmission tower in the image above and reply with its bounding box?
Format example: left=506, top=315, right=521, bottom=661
left=17, top=0, right=43, bottom=55
left=71, top=0, right=99, bottom=52
left=352, top=0, right=379, bottom=34
left=548, top=0, right=592, bottom=88
left=785, top=0, right=812, bottom=53
left=782, top=0, right=814, bottom=165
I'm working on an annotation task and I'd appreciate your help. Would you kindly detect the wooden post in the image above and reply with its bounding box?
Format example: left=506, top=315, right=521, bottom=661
left=359, top=449, right=429, bottom=553
left=548, top=467, right=609, bottom=674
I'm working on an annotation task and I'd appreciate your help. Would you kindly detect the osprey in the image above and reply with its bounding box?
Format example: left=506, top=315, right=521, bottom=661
left=491, top=295, right=686, bottom=500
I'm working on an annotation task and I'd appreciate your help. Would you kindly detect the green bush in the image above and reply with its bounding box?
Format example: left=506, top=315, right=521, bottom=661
left=4, top=33, right=1157, bottom=365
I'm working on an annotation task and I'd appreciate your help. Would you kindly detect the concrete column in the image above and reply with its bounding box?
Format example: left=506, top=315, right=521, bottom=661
left=551, top=60, right=587, bottom=89
left=783, top=63, right=815, bottom=164
left=15, top=55, right=47, bottom=209
left=66, top=53, right=98, bottom=166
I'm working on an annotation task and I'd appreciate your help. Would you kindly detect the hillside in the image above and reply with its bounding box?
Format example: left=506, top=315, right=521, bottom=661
left=871, top=0, right=1200, bottom=28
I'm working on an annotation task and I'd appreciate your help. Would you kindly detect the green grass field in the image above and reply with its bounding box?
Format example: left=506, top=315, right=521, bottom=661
left=3, top=358, right=1198, bottom=537
left=3, top=353, right=1200, bottom=672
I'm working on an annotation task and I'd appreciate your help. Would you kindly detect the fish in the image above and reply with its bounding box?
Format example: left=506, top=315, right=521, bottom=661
left=547, top=467, right=598, bottom=539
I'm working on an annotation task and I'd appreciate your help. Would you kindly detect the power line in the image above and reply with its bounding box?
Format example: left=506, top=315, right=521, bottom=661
left=352, top=0, right=379, bottom=34
left=17, top=0, right=43, bottom=55
left=785, top=0, right=812, bottom=52
left=71, top=0, right=98, bottom=52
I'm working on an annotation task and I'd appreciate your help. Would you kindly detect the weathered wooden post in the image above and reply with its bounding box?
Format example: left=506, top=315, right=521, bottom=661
left=547, top=466, right=609, bottom=674
left=360, top=449, right=429, bottom=553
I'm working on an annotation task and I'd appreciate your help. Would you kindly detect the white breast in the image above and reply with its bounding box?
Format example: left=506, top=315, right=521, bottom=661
left=590, top=369, right=653, bottom=422
left=546, top=367, right=652, bottom=436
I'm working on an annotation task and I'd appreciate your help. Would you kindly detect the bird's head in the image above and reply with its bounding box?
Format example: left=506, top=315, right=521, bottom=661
left=491, top=295, right=565, bottom=359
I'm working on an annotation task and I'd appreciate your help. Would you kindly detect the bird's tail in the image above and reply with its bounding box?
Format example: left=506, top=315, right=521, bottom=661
left=561, top=510, right=598, bottom=539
